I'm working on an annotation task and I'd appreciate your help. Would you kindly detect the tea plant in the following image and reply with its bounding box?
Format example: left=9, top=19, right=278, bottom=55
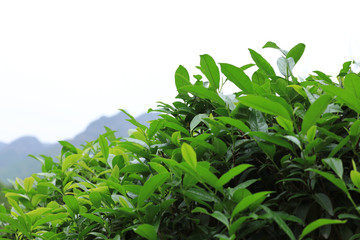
left=1, top=42, right=360, bottom=239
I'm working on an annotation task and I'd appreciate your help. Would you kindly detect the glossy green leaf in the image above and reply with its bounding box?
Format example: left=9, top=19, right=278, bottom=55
left=249, top=49, right=276, bottom=78
left=137, top=173, right=169, bottom=207
left=148, top=119, right=164, bottom=140
left=286, top=43, right=305, bottom=64
left=220, top=63, right=254, bottom=93
left=179, top=85, right=226, bottom=106
left=59, top=141, right=77, bottom=154
left=301, top=95, right=332, bottom=134
left=175, top=65, right=191, bottom=93
left=307, top=169, right=348, bottom=195
left=200, top=54, right=220, bottom=90
left=63, top=195, right=79, bottom=214
left=217, top=164, right=253, bottom=188
left=322, top=158, right=343, bottom=179
left=299, top=219, right=346, bottom=240
left=134, top=224, right=158, bottom=240
left=276, top=116, right=293, bottom=132
left=344, top=73, right=360, bottom=98
left=181, top=143, right=197, bottom=170
left=211, top=211, right=229, bottom=229
left=231, top=191, right=273, bottom=218
left=322, top=85, right=360, bottom=113
left=217, top=117, right=250, bottom=133
left=62, top=154, right=82, bottom=172
left=263, top=41, right=281, bottom=50
left=238, top=95, right=291, bottom=120
left=307, top=125, right=317, bottom=142
left=196, top=165, right=219, bottom=191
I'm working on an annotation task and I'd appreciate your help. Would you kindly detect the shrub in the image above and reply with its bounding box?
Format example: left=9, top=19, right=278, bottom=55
left=1, top=42, right=360, bottom=239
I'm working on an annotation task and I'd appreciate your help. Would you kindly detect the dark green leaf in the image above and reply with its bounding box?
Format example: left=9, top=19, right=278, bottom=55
left=249, top=48, right=276, bottom=78
left=134, top=224, right=158, bottom=240
left=299, top=219, right=346, bottom=240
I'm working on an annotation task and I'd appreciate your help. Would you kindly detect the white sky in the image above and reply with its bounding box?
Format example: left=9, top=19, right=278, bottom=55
left=0, top=0, right=360, bottom=143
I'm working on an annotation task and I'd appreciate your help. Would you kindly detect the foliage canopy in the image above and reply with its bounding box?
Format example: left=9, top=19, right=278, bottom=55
left=1, top=42, right=360, bottom=239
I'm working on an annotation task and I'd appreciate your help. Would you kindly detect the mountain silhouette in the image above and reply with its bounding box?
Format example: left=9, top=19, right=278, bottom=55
left=0, top=111, right=158, bottom=183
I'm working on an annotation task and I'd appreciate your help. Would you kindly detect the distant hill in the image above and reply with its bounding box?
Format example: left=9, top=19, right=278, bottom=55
left=0, top=112, right=158, bottom=183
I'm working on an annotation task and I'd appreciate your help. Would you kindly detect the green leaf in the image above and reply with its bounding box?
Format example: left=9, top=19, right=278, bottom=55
left=231, top=191, right=273, bottom=218
left=81, top=213, right=104, bottom=224
left=263, top=41, right=281, bottom=50
left=249, top=48, right=276, bottom=78
left=350, top=120, right=360, bottom=136
left=321, top=85, right=360, bottom=113
left=164, top=122, right=190, bottom=137
left=350, top=170, right=360, bottom=189
left=62, top=154, right=82, bottom=172
left=276, top=116, right=293, bottom=132
left=216, top=117, right=250, bottom=133
left=322, top=158, right=343, bottom=179
left=134, top=224, right=158, bottom=240
left=307, top=169, right=348, bottom=195
left=190, top=114, right=208, bottom=131
left=23, top=177, right=35, bottom=193
left=313, top=193, right=334, bottom=216
left=307, top=125, right=317, bottom=142
left=137, top=173, right=169, bottom=207
left=196, top=165, right=220, bottom=191
left=301, top=95, right=332, bottom=134
left=261, top=206, right=296, bottom=240
left=59, top=141, right=77, bottom=154
left=119, top=164, right=149, bottom=174
left=147, top=119, right=164, bottom=140
left=211, top=211, right=229, bottom=229
left=219, top=63, right=254, bottom=93
left=63, top=195, right=80, bottom=214
left=99, top=134, right=109, bottom=160
left=217, top=164, right=253, bottom=188
left=286, top=43, right=305, bottom=64
left=89, top=192, right=102, bottom=209
left=33, top=213, right=68, bottom=228
left=175, top=65, right=191, bottom=93
left=179, top=85, right=226, bottom=106
left=248, top=132, right=293, bottom=151
left=0, top=213, right=29, bottom=237
left=238, top=95, right=291, bottom=120
left=299, top=219, right=346, bottom=240
left=181, top=143, right=197, bottom=170
left=344, top=73, right=360, bottom=98
left=200, top=54, right=220, bottom=90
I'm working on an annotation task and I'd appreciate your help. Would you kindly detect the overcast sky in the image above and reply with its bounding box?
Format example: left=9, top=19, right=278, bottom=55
left=0, top=0, right=359, bottom=143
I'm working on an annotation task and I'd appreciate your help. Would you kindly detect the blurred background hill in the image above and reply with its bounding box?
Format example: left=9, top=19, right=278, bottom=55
left=0, top=111, right=158, bottom=183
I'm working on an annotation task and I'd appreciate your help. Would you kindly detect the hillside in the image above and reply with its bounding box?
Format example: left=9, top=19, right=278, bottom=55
left=0, top=111, right=158, bottom=183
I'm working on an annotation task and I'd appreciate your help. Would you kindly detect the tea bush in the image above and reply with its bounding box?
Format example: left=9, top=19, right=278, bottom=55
left=1, top=42, right=360, bottom=239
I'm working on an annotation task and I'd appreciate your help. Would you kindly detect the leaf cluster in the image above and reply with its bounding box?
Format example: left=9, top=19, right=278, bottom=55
left=1, top=42, right=360, bottom=239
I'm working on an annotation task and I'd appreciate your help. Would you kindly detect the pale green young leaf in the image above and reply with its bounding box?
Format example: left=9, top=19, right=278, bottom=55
left=350, top=170, right=360, bottom=189
left=307, top=125, right=317, bottom=142
left=23, top=177, right=35, bottom=193
left=181, top=143, right=197, bottom=170
left=219, top=63, right=254, bottom=93
left=301, top=95, right=332, bottom=134
left=99, top=134, right=109, bottom=160
left=62, top=154, right=82, bottom=172
left=299, top=219, right=346, bottom=240
left=137, top=173, right=169, bottom=208
left=200, top=54, right=220, bottom=90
